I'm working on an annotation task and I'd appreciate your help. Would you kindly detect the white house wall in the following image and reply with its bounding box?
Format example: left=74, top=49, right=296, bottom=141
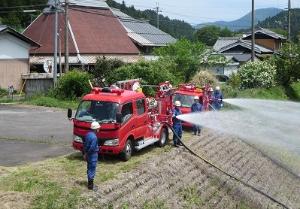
left=0, top=33, right=31, bottom=59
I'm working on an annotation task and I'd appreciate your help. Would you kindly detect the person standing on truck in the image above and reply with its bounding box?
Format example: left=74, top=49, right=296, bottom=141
left=172, top=101, right=183, bottom=147
left=191, top=96, right=202, bottom=135
left=84, top=121, right=100, bottom=190
left=212, top=86, right=223, bottom=110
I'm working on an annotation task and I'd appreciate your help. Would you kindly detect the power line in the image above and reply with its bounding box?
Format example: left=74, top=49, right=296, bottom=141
left=0, top=4, right=47, bottom=10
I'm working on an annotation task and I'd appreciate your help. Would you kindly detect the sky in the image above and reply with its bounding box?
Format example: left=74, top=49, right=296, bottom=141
left=115, top=0, right=300, bottom=25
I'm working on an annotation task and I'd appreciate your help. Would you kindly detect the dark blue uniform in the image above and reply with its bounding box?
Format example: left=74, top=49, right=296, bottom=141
left=84, top=131, right=99, bottom=181
left=172, top=107, right=182, bottom=146
left=191, top=102, right=202, bottom=135
left=212, top=90, right=223, bottom=110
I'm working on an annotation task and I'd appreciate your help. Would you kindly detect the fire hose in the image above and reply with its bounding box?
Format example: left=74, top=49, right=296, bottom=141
left=164, top=123, right=291, bottom=209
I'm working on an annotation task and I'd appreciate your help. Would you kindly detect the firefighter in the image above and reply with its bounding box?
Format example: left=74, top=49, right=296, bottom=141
left=84, top=121, right=100, bottom=190
left=172, top=101, right=182, bottom=147
left=212, top=86, right=223, bottom=110
left=191, top=96, right=202, bottom=135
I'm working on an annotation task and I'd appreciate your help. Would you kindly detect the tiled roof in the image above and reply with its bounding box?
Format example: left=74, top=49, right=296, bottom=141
left=243, top=27, right=286, bottom=40
left=214, top=37, right=273, bottom=54
left=112, top=9, right=176, bottom=47
left=23, top=7, right=139, bottom=55
left=57, top=0, right=109, bottom=8
left=213, top=37, right=240, bottom=52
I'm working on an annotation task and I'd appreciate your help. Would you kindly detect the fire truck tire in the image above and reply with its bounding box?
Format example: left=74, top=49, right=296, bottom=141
left=120, top=139, right=133, bottom=161
left=157, top=127, right=168, bottom=147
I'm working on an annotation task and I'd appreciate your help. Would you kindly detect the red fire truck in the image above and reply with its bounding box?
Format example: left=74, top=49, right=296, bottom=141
left=172, top=84, right=211, bottom=127
left=68, top=80, right=174, bottom=161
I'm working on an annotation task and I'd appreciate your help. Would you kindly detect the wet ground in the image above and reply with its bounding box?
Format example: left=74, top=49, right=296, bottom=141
left=0, top=104, right=73, bottom=166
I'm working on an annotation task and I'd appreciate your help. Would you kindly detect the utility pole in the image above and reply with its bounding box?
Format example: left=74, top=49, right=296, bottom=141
left=64, top=0, right=69, bottom=73
left=155, top=2, right=162, bottom=29
left=251, top=0, right=255, bottom=62
left=288, top=0, right=291, bottom=42
left=53, top=0, right=58, bottom=86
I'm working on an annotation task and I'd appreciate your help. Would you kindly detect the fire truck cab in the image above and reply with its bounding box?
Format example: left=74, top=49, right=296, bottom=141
left=69, top=81, right=173, bottom=161
left=173, top=84, right=204, bottom=127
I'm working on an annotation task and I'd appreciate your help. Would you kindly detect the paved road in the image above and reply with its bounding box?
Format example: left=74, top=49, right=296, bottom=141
left=0, top=104, right=74, bottom=166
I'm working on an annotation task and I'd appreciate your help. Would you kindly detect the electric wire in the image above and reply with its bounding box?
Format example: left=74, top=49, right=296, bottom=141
left=164, top=122, right=291, bottom=209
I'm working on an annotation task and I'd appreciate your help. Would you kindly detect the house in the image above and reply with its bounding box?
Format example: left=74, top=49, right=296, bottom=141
left=23, top=0, right=140, bottom=72
left=0, top=25, right=39, bottom=91
left=111, top=8, right=176, bottom=56
left=242, top=28, right=286, bottom=52
left=23, top=0, right=176, bottom=72
left=211, top=28, right=286, bottom=78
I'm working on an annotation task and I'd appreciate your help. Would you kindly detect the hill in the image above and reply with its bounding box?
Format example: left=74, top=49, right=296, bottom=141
left=196, top=8, right=282, bottom=31
left=258, top=8, right=300, bottom=42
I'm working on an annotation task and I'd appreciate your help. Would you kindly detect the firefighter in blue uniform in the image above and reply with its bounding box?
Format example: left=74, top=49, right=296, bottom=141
left=191, top=96, right=202, bottom=135
left=212, top=86, right=223, bottom=110
left=84, top=121, right=100, bottom=190
left=172, top=101, right=182, bottom=147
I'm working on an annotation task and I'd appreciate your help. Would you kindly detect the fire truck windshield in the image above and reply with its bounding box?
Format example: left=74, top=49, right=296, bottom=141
left=173, top=93, right=194, bottom=108
left=75, top=101, right=119, bottom=123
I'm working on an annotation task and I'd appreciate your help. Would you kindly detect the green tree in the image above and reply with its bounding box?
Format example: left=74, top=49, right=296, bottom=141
left=194, top=26, right=234, bottom=46
left=274, top=43, right=300, bottom=85
left=154, top=39, right=206, bottom=82
left=87, top=56, right=124, bottom=87
left=107, top=60, right=179, bottom=96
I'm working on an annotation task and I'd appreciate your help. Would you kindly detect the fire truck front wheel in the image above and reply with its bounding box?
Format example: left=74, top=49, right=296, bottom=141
left=157, top=127, right=168, bottom=147
left=120, top=139, right=133, bottom=161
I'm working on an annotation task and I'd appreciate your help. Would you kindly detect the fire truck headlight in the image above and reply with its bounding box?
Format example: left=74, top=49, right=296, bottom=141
left=73, top=135, right=83, bottom=143
left=104, top=138, right=119, bottom=146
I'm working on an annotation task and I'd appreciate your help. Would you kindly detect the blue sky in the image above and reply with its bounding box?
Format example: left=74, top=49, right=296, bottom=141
left=115, top=0, right=300, bottom=24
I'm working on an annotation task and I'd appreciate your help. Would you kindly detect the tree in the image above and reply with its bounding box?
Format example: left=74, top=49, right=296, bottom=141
left=87, top=56, right=124, bottom=87
left=154, top=39, right=206, bottom=82
left=194, top=26, right=234, bottom=46
left=274, top=43, right=300, bottom=85
left=107, top=60, right=179, bottom=96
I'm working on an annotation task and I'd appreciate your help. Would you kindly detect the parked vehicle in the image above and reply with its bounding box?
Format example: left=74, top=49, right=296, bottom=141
left=68, top=80, right=174, bottom=161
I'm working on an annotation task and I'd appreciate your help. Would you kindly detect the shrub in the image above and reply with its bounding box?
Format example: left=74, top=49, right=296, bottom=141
left=52, top=70, right=91, bottom=99
left=227, top=72, right=241, bottom=89
left=0, top=88, right=7, bottom=97
left=87, top=56, right=124, bottom=87
left=274, top=43, right=300, bottom=86
left=191, top=70, right=218, bottom=87
left=238, top=61, right=276, bottom=89
left=107, top=60, right=180, bottom=96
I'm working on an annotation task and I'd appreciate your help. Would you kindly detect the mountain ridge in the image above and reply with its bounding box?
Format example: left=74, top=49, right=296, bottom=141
left=195, top=8, right=282, bottom=31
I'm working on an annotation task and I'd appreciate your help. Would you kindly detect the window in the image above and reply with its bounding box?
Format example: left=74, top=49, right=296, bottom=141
left=121, top=102, right=133, bottom=122
left=173, top=93, right=194, bottom=108
left=136, top=99, right=145, bottom=115
left=75, top=101, right=119, bottom=123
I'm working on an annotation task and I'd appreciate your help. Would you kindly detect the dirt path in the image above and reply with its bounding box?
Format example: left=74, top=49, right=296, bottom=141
left=84, top=129, right=300, bottom=209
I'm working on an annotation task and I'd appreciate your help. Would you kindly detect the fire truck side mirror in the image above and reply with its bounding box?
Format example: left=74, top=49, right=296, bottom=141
left=116, top=113, right=122, bottom=124
left=67, top=108, right=72, bottom=119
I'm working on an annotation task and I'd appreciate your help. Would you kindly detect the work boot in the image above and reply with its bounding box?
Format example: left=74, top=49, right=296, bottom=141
left=88, top=179, right=94, bottom=190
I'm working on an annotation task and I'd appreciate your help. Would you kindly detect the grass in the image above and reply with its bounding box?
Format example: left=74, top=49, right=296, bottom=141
left=142, top=199, right=168, bottom=209
left=23, top=96, right=79, bottom=109
left=178, top=185, right=203, bottom=209
left=222, top=82, right=300, bottom=101
left=0, top=139, right=179, bottom=209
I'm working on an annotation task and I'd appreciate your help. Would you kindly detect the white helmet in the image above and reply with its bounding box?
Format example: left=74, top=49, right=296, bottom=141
left=175, top=101, right=181, bottom=107
left=215, top=86, right=220, bottom=91
left=91, top=121, right=101, bottom=130
left=194, top=96, right=199, bottom=100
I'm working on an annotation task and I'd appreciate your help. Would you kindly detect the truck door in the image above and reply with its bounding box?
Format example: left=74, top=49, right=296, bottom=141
left=134, top=98, right=149, bottom=139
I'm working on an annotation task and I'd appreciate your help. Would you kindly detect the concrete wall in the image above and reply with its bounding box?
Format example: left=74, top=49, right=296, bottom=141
left=24, top=78, right=53, bottom=97
left=0, top=59, right=29, bottom=90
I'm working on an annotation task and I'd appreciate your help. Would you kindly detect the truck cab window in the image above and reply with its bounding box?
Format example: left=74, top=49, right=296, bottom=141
left=121, top=102, right=133, bottom=122
left=136, top=99, right=145, bottom=115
